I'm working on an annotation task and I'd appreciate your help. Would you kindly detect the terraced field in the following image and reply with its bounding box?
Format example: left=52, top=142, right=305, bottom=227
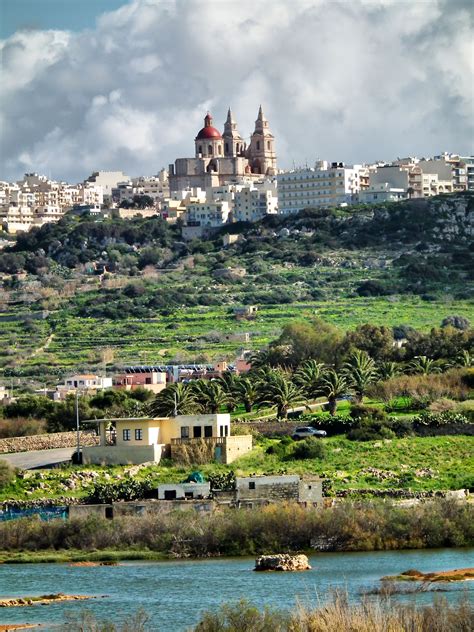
left=2, top=295, right=472, bottom=382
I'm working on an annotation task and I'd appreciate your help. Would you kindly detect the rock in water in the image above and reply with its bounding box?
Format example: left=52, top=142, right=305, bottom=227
left=254, top=554, right=311, bottom=571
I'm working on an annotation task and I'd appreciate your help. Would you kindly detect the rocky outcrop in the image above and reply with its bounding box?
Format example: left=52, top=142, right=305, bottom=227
left=0, top=593, right=98, bottom=608
left=0, top=431, right=99, bottom=455
left=254, top=554, right=311, bottom=572
left=382, top=568, right=474, bottom=582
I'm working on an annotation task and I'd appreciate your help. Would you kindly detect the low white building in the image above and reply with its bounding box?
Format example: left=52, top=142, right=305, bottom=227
left=59, top=374, right=113, bottom=393
left=358, top=183, right=407, bottom=204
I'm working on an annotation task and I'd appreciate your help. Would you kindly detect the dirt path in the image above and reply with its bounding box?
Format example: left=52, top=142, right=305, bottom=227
left=30, top=333, right=54, bottom=358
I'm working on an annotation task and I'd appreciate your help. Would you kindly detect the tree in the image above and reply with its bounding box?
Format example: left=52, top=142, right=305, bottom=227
left=4, top=395, right=54, bottom=420
left=217, top=372, right=239, bottom=412
left=148, top=382, right=199, bottom=417
left=271, top=318, right=343, bottom=367
left=234, top=377, right=259, bottom=413
left=190, top=380, right=228, bottom=414
left=342, top=350, right=378, bottom=402
left=319, top=370, right=348, bottom=416
left=343, top=324, right=395, bottom=361
left=377, top=361, right=401, bottom=382
left=441, top=315, right=471, bottom=331
left=408, top=356, right=442, bottom=375
left=256, top=370, right=302, bottom=419
left=294, top=360, right=326, bottom=400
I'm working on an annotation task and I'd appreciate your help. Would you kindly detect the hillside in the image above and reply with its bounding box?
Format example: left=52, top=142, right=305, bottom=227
left=1, top=193, right=473, bottom=381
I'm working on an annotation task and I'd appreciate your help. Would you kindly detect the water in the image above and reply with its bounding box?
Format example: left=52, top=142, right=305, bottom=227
left=0, top=548, right=473, bottom=631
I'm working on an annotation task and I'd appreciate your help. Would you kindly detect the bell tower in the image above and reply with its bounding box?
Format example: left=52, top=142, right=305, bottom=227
left=248, top=105, right=277, bottom=175
left=222, top=108, right=245, bottom=158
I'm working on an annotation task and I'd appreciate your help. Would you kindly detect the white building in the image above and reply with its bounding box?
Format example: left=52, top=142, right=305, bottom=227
left=234, top=182, right=278, bottom=222
left=85, top=171, right=130, bottom=198
left=358, top=183, right=407, bottom=204
left=277, top=161, right=363, bottom=214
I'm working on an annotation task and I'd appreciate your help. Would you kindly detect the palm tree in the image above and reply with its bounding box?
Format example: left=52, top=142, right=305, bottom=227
left=234, top=376, right=259, bottom=413
left=343, top=350, right=378, bottom=402
left=294, top=360, right=326, bottom=400
left=148, top=382, right=199, bottom=417
left=217, top=371, right=239, bottom=412
left=377, top=361, right=401, bottom=382
left=408, top=355, right=441, bottom=375
left=190, top=379, right=228, bottom=414
left=319, top=370, right=348, bottom=416
left=256, top=370, right=302, bottom=419
left=450, top=350, right=473, bottom=368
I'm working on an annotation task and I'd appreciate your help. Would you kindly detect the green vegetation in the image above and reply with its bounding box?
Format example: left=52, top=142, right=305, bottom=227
left=1, top=434, right=472, bottom=503
left=1, top=500, right=473, bottom=558
left=1, top=194, right=472, bottom=381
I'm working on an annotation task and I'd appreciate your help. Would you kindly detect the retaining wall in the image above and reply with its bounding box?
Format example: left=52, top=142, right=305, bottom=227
left=0, top=431, right=99, bottom=454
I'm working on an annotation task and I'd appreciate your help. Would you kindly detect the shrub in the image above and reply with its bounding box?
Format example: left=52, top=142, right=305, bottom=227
left=0, top=417, right=46, bottom=438
left=0, top=460, right=16, bottom=490
left=85, top=477, right=156, bottom=504
left=347, top=423, right=396, bottom=442
left=413, top=411, right=470, bottom=428
left=428, top=399, right=457, bottom=413
left=289, top=437, right=326, bottom=460
left=350, top=404, right=387, bottom=423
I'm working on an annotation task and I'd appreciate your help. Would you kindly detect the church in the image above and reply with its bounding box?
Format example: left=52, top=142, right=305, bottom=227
left=168, top=106, right=277, bottom=192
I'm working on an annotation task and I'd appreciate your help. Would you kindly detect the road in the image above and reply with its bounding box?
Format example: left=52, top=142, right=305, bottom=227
left=0, top=447, right=75, bottom=469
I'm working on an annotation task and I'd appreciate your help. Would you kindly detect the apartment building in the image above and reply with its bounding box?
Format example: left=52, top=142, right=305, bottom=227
left=277, top=161, right=363, bottom=214
left=233, top=182, right=278, bottom=222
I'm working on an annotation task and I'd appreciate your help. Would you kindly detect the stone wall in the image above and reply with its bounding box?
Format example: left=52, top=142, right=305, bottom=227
left=233, top=422, right=292, bottom=436
left=0, top=431, right=99, bottom=454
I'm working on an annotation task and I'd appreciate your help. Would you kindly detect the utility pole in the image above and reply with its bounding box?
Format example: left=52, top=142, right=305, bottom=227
left=75, top=389, right=81, bottom=463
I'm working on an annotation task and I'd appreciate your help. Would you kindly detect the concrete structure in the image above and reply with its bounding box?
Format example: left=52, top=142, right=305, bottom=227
left=113, top=369, right=167, bottom=394
left=62, top=374, right=113, bottom=391
left=235, top=475, right=323, bottom=505
left=85, top=171, right=129, bottom=198
left=358, top=183, right=407, bottom=204
left=169, top=107, right=277, bottom=192
left=277, top=161, right=364, bottom=214
left=157, top=482, right=210, bottom=500
left=460, top=156, right=474, bottom=190
left=0, top=173, right=103, bottom=233
left=82, top=413, right=252, bottom=465
left=233, top=182, right=278, bottom=222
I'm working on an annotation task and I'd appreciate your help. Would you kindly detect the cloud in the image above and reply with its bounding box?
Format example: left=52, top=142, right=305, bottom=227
left=1, top=0, right=473, bottom=182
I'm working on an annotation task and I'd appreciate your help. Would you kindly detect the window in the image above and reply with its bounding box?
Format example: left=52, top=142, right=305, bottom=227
left=225, top=142, right=229, bottom=154
left=208, top=145, right=213, bottom=154
left=193, top=426, right=202, bottom=438
left=267, top=141, right=271, bottom=150
left=256, top=141, right=260, bottom=151
left=198, top=145, right=202, bottom=154
left=249, top=481, right=256, bottom=490
left=219, top=425, right=225, bottom=437
left=181, top=426, right=189, bottom=439
left=204, top=425, right=213, bottom=438
left=122, top=429, right=131, bottom=441
left=135, top=428, right=143, bottom=441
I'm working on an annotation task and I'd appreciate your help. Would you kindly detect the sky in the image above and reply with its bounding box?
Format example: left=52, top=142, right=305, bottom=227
left=1, top=0, right=473, bottom=183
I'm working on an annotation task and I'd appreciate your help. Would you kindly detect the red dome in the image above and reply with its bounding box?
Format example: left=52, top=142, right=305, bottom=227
left=195, top=113, right=222, bottom=141
left=195, top=126, right=222, bottom=140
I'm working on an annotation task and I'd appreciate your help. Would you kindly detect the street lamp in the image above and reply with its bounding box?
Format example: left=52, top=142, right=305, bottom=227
left=75, top=389, right=81, bottom=464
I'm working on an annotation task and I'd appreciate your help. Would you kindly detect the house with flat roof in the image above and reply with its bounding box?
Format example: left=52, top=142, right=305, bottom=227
left=82, top=413, right=252, bottom=465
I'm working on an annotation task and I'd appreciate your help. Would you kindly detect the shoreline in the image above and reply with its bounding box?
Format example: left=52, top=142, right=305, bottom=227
left=1, top=545, right=474, bottom=565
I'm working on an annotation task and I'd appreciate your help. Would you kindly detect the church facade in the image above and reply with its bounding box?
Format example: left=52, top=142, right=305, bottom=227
left=168, top=106, right=277, bottom=192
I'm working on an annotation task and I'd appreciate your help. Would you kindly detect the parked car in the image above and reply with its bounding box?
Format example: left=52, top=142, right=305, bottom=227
left=292, top=426, right=327, bottom=440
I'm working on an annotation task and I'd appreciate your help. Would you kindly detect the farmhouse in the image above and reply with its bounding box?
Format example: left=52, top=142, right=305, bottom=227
left=81, top=413, right=252, bottom=465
